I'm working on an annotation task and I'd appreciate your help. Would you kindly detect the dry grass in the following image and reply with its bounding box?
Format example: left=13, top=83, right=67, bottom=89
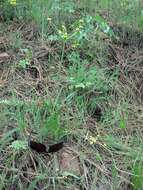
left=0, top=4, right=143, bottom=190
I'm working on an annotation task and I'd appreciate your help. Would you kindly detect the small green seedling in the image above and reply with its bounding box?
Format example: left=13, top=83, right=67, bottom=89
left=119, top=119, right=126, bottom=129
left=18, top=48, right=32, bottom=69
left=131, top=163, right=143, bottom=190
left=9, top=140, right=27, bottom=151
left=19, top=59, right=30, bottom=69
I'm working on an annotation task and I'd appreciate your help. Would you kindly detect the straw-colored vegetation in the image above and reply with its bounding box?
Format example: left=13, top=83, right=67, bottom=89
left=0, top=0, right=143, bottom=189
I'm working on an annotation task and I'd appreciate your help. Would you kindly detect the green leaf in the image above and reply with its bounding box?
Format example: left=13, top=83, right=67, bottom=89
left=40, top=113, right=65, bottom=140
left=131, top=163, right=143, bottom=190
left=95, top=14, right=115, bottom=37
left=95, top=14, right=105, bottom=23
left=19, top=59, right=30, bottom=69
left=48, top=35, right=59, bottom=41
left=75, top=83, right=85, bottom=89
left=119, top=119, right=126, bottom=129
left=10, top=140, right=27, bottom=151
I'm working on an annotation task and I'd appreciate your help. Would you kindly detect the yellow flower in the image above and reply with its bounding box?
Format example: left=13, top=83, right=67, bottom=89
left=79, top=19, right=84, bottom=23
left=71, top=41, right=80, bottom=48
left=58, top=25, right=68, bottom=41
left=9, top=0, right=17, bottom=6
left=85, top=133, right=100, bottom=145
left=75, top=27, right=80, bottom=32
left=62, top=25, right=66, bottom=30
left=47, top=17, right=52, bottom=21
left=88, top=136, right=97, bottom=145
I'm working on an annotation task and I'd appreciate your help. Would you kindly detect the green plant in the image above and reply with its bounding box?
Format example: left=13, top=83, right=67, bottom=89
left=11, top=98, right=66, bottom=141
left=0, top=0, right=30, bottom=21
left=19, top=59, right=30, bottom=69
left=1, top=1, right=143, bottom=189
left=48, top=15, right=94, bottom=45
left=95, top=14, right=115, bottom=38
left=0, top=0, right=15, bottom=20
left=131, top=162, right=143, bottom=190
left=18, top=48, right=32, bottom=69
left=40, top=112, right=65, bottom=141
left=0, top=98, right=66, bottom=142
left=67, top=58, right=110, bottom=93
left=9, top=140, right=27, bottom=151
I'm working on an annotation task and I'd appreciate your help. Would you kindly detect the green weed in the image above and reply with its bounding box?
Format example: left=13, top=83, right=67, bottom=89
left=9, top=140, right=27, bottom=151
left=18, top=48, right=32, bottom=69
left=131, top=162, right=143, bottom=190
left=1, top=0, right=143, bottom=189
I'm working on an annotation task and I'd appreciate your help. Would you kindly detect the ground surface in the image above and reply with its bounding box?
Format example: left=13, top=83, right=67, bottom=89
left=0, top=2, right=143, bottom=190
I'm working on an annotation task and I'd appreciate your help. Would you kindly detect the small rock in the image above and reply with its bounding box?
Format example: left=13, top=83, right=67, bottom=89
left=59, top=146, right=81, bottom=176
left=0, top=52, right=10, bottom=63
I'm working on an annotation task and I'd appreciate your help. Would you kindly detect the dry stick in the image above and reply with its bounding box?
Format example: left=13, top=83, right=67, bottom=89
left=29, top=153, right=38, bottom=174
left=96, top=142, right=141, bottom=177
left=68, top=147, right=110, bottom=176
left=85, top=158, right=109, bottom=176
left=69, top=143, right=141, bottom=178
left=82, top=162, right=90, bottom=190
left=118, top=175, right=134, bottom=188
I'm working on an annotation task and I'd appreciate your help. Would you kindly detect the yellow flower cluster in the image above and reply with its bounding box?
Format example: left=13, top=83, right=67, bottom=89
left=47, top=17, right=52, bottom=21
left=85, top=134, right=99, bottom=145
left=85, top=134, right=107, bottom=147
left=88, top=136, right=97, bottom=145
left=71, top=41, right=80, bottom=48
left=9, top=0, right=17, bottom=6
left=58, top=25, right=68, bottom=41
